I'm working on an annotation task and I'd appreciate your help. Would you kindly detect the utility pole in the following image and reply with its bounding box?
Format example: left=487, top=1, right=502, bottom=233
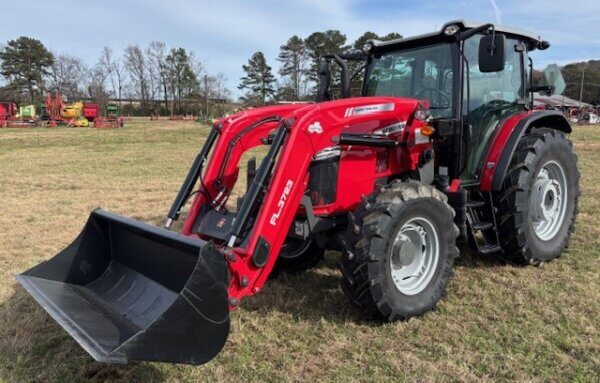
left=204, top=74, right=209, bottom=118
left=579, top=65, right=586, bottom=108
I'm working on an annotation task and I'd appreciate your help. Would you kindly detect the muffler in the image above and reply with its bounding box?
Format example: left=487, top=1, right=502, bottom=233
left=16, top=209, right=230, bottom=365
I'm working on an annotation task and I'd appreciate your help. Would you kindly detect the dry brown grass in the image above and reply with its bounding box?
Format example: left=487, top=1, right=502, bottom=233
left=0, top=119, right=598, bottom=382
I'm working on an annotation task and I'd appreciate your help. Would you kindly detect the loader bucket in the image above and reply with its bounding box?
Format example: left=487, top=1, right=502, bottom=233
left=16, top=209, right=230, bottom=365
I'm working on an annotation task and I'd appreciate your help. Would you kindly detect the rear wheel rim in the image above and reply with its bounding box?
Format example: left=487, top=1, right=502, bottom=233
left=389, top=216, right=440, bottom=296
left=531, top=160, right=568, bottom=241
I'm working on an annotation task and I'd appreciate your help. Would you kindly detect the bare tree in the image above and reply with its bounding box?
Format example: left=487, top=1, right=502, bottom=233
left=123, top=45, right=149, bottom=113
left=98, top=46, right=126, bottom=107
left=49, top=54, right=88, bottom=101
left=111, top=56, right=126, bottom=108
left=87, top=61, right=111, bottom=106
left=146, top=41, right=170, bottom=114
left=146, top=57, right=159, bottom=114
left=205, top=72, right=231, bottom=116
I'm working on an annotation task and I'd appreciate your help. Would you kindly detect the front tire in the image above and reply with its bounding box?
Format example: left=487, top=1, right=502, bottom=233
left=340, top=181, right=459, bottom=321
left=495, top=128, right=580, bottom=265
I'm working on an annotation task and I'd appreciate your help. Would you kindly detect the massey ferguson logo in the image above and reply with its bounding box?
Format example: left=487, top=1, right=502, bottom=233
left=270, top=180, right=294, bottom=226
left=307, top=121, right=323, bottom=134
left=344, top=103, right=395, bottom=117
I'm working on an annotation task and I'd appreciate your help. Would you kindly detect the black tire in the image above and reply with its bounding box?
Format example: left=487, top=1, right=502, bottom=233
left=272, top=238, right=325, bottom=275
left=339, top=180, right=459, bottom=321
left=495, top=128, right=579, bottom=265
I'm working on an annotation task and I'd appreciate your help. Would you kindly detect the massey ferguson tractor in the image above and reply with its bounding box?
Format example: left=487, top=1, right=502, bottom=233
left=18, top=21, right=579, bottom=365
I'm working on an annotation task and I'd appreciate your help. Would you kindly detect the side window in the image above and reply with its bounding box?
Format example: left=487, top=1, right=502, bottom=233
left=366, top=44, right=454, bottom=118
left=463, top=36, right=522, bottom=114
left=367, top=57, right=414, bottom=97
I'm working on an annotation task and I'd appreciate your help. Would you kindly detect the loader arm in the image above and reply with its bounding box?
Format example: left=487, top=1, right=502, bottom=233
left=179, top=104, right=309, bottom=235
left=224, top=98, right=415, bottom=305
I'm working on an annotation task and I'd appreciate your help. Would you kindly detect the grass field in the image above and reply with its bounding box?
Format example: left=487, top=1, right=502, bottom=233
left=0, top=119, right=598, bottom=382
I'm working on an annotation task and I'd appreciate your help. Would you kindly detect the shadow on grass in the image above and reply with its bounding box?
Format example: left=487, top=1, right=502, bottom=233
left=0, top=242, right=508, bottom=381
left=0, top=286, right=166, bottom=383
left=243, top=254, right=372, bottom=325
left=455, top=243, right=509, bottom=269
left=244, top=245, right=508, bottom=325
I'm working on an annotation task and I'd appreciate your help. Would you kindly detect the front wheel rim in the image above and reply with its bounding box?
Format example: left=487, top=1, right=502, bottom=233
left=389, top=216, right=440, bottom=296
left=531, top=160, right=568, bottom=241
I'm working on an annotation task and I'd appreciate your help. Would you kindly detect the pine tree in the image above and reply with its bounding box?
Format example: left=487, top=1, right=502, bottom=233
left=238, top=52, right=276, bottom=105
left=305, top=30, right=348, bottom=89
left=278, top=36, right=309, bottom=101
left=0, top=36, right=54, bottom=102
left=165, top=47, right=199, bottom=114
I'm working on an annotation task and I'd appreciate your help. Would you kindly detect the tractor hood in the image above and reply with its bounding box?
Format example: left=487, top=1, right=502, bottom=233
left=225, top=97, right=423, bottom=129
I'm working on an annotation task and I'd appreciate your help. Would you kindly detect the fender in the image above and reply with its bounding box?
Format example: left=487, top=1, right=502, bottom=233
left=480, top=110, right=571, bottom=191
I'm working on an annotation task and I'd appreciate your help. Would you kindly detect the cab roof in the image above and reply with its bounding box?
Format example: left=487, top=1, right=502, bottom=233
left=371, top=20, right=545, bottom=51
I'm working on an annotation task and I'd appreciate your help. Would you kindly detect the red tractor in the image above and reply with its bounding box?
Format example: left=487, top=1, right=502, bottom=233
left=18, top=21, right=579, bottom=365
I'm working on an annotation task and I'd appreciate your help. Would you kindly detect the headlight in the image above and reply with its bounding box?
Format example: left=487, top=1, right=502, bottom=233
left=414, top=107, right=429, bottom=121
left=444, top=24, right=460, bottom=36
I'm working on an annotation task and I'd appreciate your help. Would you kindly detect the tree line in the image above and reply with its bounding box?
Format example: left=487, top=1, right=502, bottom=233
left=0, top=37, right=231, bottom=116
left=238, top=30, right=402, bottom=105
left=561, top=60, right=600, bottom=105
left=6, top=31, right=594, bottom=113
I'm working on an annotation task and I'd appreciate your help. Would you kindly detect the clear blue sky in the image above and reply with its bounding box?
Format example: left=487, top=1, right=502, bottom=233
left=1, top=0, right=598, bottom=98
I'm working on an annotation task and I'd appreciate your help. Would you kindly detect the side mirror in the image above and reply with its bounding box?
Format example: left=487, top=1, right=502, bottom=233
left=543, top=64, right=566, bottom=95
left=478, top=34, right=505, bottom=73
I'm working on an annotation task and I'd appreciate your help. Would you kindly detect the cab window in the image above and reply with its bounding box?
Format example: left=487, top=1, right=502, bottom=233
left=366, top=43, right=454, bottom=118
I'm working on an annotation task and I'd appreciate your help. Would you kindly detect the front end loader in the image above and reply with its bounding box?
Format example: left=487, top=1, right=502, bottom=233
left=18, top=20, right=579, bottom=365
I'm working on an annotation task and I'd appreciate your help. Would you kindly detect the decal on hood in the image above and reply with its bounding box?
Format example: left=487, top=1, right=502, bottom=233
left=344, top=103, right=395, bottom=117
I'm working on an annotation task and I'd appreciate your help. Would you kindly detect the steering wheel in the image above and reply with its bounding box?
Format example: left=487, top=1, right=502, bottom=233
left=414, top=87, right=451, bottom=108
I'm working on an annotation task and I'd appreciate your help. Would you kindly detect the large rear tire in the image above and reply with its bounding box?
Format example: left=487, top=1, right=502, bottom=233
left=339, top=181, right=459, bottom=321
left=495, top=128, right=579, bottom=265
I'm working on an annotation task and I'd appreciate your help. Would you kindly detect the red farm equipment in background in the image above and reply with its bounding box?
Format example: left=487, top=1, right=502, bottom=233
left=83, top=103, right=99, bottom=122
left=0, top=102, right=17, bottom=127
left=45, top=92, right=66, bottom=127
left=94, top=103, right=124, bottom=128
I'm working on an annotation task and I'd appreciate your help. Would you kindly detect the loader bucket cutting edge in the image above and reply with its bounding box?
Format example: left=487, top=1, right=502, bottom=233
left=16, top=209, right=230, bottom=365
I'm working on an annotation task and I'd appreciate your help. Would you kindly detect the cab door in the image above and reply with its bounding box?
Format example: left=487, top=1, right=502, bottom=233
left=462, top=35, right=526, bottom=181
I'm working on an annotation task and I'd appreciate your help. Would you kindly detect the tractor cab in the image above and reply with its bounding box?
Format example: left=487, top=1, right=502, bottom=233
left=319, top=20, right=557, bottom=185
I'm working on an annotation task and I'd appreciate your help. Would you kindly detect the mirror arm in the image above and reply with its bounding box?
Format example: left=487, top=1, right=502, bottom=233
left=529, top=57, right=534, bottom=109
left=530, top=86, right=555, bottom=97
left=457, top=23, right=494, bottom=41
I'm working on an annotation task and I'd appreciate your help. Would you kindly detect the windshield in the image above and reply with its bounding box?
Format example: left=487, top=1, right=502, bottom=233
left=365, top=43, right=454, bottom=118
